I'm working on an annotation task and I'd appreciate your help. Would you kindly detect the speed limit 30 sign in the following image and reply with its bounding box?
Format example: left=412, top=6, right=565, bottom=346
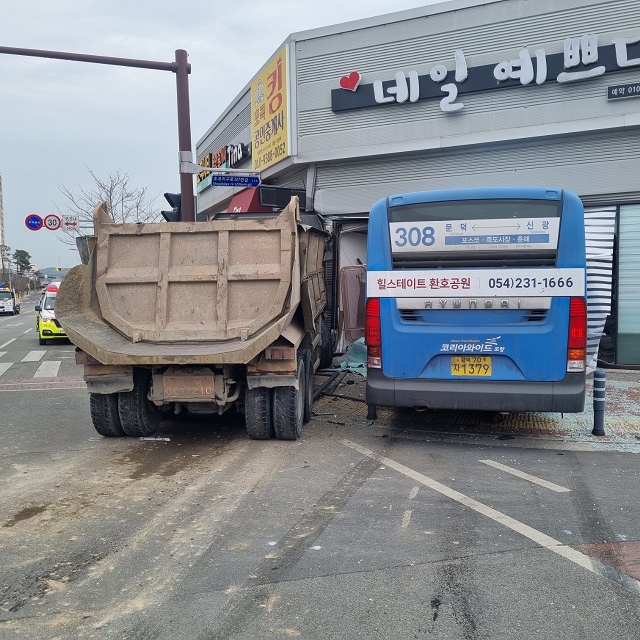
left=43, top=214, right=61, bottom=230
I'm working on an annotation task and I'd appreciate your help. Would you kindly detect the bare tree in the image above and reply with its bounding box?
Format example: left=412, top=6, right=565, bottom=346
left=55, top=169, right=160, bottom=245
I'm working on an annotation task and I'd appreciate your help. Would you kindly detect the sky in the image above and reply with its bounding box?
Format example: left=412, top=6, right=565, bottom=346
left=0, top=0, right=449, bottom=270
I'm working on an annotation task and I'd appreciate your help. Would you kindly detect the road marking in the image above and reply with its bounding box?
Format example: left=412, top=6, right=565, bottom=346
left=342, top=439, right=640, bottom=597
left=34, top=360, right=61, bottom=378
left=0, top=338, right=17, bottom=349
left=0, top=363, right=11, bottom=375
left=401, top=510, right=413, bottom=528
left=409, top=486, right=419, bottom=499
left=21, top=351, right=46, bottom=362
left=479, top=459, right=571, bottom=493
left=0, top=351, right=5, bottom=358
left=23, top=328, right=32, bottom=334
left=0, top=379, right=86, bottom=391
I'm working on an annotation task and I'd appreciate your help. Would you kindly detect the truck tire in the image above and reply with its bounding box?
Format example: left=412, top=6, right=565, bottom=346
left=318, top=313, right=334, bottom=369
left=38, top=336, right=47, bottom=346
left=118, top=368, right=161, bottom=437
left=273, top=354, right=306, bottom=440
left=301, top=348, right=314, bottom=423
left=245, top=386, right=274, bottom=440
left=89, top=393, right=125, bottom=437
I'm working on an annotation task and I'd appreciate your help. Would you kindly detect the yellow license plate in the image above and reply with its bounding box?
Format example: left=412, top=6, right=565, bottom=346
left=451, top=356, right=492, bottom=376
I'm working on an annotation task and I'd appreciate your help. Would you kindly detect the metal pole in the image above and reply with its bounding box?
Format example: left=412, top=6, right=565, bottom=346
left=174, top=49, right=195, bottom=222
left=592, top=369, right=606, bottom=436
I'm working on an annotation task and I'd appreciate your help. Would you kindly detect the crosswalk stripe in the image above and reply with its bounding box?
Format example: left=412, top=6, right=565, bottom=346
left=21, top=351, right=46, bottom=362
left=0, top=363, right=11, bottom=376
left=34, top=361, right=62, bottom=378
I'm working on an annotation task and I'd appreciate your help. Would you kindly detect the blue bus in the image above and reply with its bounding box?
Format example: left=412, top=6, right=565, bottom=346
left=365, top=187, right=587, bottom=414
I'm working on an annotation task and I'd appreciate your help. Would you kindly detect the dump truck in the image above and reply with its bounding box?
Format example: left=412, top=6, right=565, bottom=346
left=56, top=196, right=331, bottom=440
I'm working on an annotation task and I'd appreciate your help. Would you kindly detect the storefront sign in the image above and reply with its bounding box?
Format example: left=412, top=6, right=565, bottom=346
left=332, top=33, right=640, bottom=113
left=197, top=143, right=251, bottom=192
left=608, top=82, right=640, bottom=100
left=251, top=46, right=289, bottom=172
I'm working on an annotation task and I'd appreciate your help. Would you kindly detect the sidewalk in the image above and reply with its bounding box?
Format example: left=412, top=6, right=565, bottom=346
left=312, top=368, right=640, bottom=452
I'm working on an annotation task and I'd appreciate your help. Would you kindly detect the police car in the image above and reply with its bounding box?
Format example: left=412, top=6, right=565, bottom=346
left=35, top=282, right=67, bottom=345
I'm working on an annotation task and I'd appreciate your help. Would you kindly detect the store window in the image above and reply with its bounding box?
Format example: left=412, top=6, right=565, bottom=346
left=617, top=204, right=640, bottom=365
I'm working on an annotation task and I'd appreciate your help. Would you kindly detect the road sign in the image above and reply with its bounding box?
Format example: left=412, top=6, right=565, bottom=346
left=44, top=214, right=62, bottom=231
left=209, top=175, right=261, bottom=188
left=25, top=214, right=43, bottom=231
left=62, top=214, right=79, bottom=229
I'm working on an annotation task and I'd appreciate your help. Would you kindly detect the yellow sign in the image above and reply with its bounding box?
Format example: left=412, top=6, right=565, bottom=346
left=251, top=47, right=289, bottom=172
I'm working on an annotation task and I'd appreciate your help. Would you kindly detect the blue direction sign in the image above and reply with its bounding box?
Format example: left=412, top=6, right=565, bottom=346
left=25, top=214, right=43, bottom=231
left=209, top=175, right=260, bottom=188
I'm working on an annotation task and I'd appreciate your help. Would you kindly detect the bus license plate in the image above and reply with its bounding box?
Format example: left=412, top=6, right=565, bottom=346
left=451, top=356, right=492, bottom=377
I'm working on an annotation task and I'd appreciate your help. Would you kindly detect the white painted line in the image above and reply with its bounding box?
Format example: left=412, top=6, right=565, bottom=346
left=23, top=328, right=32, bottom=334
left=34, top=360, right=61, bottom=378
left=342, top=439, right=640, bottom=597
left=0, top=352, right=5, bottom=359
left=21, top=350, right=46, bottom=362
left=401, top=510, right=413, bottom=529
left=409, top=486, right=419, bottom=499
left=0, top=363, right=12, bottom=376
left=0, top=338, right=17, bottom=349
left=479, top=459, right=571, bottom=493
left=0, top=384, right=86, bottom=392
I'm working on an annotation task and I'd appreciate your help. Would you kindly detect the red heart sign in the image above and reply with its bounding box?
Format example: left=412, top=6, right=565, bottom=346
left=339, top=71, right=361, bottom=92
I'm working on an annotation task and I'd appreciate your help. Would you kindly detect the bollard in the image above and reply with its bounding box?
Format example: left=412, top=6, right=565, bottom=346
left=592, top=369, right=606, bottom=436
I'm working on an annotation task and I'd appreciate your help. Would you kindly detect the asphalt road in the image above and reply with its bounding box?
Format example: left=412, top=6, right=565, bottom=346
left=1, top=297, right=640, bottom=639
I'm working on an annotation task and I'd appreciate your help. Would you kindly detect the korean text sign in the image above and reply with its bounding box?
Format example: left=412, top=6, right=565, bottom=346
left=367, top=268, right=585, bottom=297
left=251, top=47, right=290, bottom=172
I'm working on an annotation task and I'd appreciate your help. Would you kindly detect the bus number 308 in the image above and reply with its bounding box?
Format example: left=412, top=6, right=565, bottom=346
left=394, top=226, right=435, bottom=247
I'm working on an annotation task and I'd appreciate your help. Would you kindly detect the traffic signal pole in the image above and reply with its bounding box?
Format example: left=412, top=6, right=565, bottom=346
left=0, top=46, right=196, bottom=222
left=174, top=49, right=195, bottom=222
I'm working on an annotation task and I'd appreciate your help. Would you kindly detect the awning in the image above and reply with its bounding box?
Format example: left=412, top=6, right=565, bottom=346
left=225, top=188, right=273, bottom=213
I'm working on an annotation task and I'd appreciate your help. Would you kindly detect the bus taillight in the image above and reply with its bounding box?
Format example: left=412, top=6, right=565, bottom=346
left=567, top=297, right=587, bottom=372
left=365, top=298, right=382, bottom=369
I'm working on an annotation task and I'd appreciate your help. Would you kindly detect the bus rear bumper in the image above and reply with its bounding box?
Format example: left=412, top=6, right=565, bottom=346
left=366, top=369, right=586, bottom=413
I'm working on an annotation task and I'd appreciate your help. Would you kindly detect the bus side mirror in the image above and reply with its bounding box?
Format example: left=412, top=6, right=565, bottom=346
left=35, top=305, right=41, bottom=312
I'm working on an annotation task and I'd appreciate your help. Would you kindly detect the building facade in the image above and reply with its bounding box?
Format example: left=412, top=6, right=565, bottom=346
left=196, top=0, right=640, bottom=366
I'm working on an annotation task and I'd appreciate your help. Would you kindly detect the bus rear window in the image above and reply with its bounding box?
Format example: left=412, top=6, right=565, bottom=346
left=388, top=199, right=562, bottom=223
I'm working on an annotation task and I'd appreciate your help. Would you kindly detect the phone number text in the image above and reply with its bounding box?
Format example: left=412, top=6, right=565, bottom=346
left=488, top=276, right=574, bottom=289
